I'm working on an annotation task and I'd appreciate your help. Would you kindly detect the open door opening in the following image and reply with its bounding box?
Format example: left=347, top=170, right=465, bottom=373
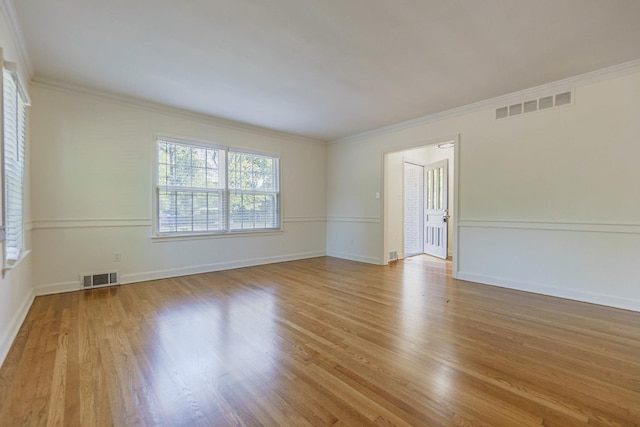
left=384, top=139, right=455, bottom=263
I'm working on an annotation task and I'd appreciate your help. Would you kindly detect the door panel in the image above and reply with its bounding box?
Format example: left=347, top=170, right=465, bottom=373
left=403, top=162, right=424, bottom=256
left=424, top=160, right=448, bottom=259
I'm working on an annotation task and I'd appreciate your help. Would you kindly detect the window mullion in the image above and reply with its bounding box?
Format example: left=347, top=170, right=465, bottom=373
left=225, top=149, right=230, bottom=232
left=171, top=191, right=177, bottom=233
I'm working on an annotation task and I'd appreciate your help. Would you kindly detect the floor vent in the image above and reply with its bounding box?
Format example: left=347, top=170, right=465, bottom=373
left=496, top=90, right=572, bottom=120
left=81, top=272, right=119, bottom=289
left=389, top=250, right=398, bottom=262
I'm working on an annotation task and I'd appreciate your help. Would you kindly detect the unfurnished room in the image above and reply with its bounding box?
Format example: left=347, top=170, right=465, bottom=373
left=0, top=1, right=639, bottom=426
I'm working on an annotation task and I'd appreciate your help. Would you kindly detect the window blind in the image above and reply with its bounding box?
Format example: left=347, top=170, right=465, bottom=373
left=3, top=69, right=26, bottom=262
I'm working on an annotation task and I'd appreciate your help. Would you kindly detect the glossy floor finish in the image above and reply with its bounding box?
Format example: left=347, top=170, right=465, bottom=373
left=1, top=256, right=639, bottom=426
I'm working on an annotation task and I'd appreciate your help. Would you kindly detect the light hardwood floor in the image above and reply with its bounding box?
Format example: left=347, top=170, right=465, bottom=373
left=0, top=256, right=639, bottom=426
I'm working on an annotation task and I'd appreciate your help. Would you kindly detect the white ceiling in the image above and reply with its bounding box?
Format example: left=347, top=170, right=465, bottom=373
left=10, top=0, right=640, bottom=141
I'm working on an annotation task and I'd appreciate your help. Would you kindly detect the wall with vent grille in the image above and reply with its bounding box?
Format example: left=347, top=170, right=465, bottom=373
left=30, top=83, right=328, bottom=297
left=328, top=67, right=640, bottom=312
left=80, top=272, right=119, bottom=289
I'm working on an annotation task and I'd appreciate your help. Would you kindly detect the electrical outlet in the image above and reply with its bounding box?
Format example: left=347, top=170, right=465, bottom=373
left=113, top=252, right=121, bottom=262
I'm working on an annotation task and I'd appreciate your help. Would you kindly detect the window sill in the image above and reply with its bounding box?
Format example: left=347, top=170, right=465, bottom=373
left=151, top=229, right=284, bottom=243
left=3, top=249, right=31, bottom=276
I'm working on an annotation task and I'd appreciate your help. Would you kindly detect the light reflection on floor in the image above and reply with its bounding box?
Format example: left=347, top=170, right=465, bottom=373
left=400, top=255, right=428, bottom=335
left=149, top=287, right=277, bottom=414
left=399, top=255, right=457, bottom=401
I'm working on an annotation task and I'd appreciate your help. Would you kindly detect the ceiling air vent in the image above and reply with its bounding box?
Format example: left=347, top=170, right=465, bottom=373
left=496, top=90, right=573, bottom=120
left=81, top=272, right=119, bottom=289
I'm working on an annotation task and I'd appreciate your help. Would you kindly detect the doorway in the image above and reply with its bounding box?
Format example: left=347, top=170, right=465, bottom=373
left=384, top=139, right=455, bottom=263
left=403, top=159, right=449, bottom=259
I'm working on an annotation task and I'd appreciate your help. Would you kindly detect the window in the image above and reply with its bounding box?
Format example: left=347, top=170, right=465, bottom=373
left=157, top=140, right=226, bottom=233
left=156, top=138, right=280, bottom=235
left=2, top=66, right=27, bottom=263
left=229, top=151, right=280, bottom=230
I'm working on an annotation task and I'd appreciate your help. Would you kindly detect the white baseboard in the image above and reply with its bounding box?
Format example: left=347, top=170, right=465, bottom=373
left=34, top=251, right=327, bottom=294
left=34, top=280, right=81, bottom=296
left=457, top=271, right=640, bottom=312
left=120, top=251, right=326, bottom=284
left=326, top=250, right=382, bottom=265
left=0, top=288, right=35, bottom=368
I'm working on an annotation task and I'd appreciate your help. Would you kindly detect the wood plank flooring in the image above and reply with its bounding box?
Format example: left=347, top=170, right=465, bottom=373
left=1, top=256, right=639, bottom=426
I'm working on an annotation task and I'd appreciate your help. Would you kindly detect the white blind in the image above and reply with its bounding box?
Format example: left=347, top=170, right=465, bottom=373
left=3, top=69, right=26, bottom=261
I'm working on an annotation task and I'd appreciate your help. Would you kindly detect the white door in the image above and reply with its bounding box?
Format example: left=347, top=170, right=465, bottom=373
left=424, top=160, right=448, bottom=259
left=403, top=162, right=424, bottom=256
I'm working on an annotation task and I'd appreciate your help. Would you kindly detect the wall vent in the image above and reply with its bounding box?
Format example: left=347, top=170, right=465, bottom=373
left=389, top=250, right=398, bottom=261
left=523, top=100, right=538, bottom=113
left=495, top=106, right=508, bottom=119
left=81, top=272, right=119, bottom=289
left=496, top=90, right=572, bottom=119
left=539, top=96, right=554, bottom=109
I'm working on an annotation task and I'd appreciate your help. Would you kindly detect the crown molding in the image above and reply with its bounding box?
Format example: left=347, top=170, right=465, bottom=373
left=331, top=58, right=640, bottom=145
left=0, top=0, right=33, bottom=79
left=30, top=77, right=327, bottom=146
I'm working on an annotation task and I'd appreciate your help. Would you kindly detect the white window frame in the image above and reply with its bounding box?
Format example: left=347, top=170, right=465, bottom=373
left=1, top=56, right=29, bottom=271
left=153, top=136, right=282, bottom=238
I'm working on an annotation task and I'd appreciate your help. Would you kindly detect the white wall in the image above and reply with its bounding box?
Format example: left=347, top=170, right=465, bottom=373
left=0, top=8, right=33, bottom=367
left=326, top=139, right=383, bottom=264
left=29, top=84, right=327, bottom=294
left=328, top=69, right=640, bottom=311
